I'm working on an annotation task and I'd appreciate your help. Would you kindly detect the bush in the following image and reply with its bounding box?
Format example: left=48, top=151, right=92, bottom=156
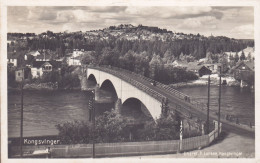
left=95, top=109, right=132, bottom=143
left=136, top=112, right=180, bottom=141
left=58, top=73, right=80, bottom=89
left=40, top=71, right=60, bottom=83
left=56, top=110, right=194, bottom=144
left=56, top=109, right=132, bottom=144
left=56, top=121, right=92, bottom=144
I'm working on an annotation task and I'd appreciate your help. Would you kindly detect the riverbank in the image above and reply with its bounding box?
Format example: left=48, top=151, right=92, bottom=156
left=8, top=82, right=81, bottom=91
left=170, top=74, right=240, bottom=88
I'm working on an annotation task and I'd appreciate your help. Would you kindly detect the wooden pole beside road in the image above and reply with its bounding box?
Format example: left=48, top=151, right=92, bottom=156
left=218, top=67, right=222, bottom=137
left=92, top=90, right=95, bottom=158
left=20, top=71, right=24, bottom=158
left=207, top=75, right=210, bottom=134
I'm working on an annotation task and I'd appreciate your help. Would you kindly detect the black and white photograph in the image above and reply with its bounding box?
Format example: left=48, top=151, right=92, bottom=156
left=1, top=1, right=259, bottom=162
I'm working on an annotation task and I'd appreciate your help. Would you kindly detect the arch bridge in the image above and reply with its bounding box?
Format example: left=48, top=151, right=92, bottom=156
left=84, top=65, right=208, bottom=120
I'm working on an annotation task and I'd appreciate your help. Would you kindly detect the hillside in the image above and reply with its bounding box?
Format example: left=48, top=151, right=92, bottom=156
left=8, top=24, right=254, bottom=61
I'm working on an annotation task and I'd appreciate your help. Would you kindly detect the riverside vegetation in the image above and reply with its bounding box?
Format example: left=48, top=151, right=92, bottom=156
left=55, top=109, right=203, bottom=144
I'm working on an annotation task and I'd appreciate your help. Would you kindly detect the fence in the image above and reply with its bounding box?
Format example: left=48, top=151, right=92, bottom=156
left=10, top=122, right=222, bottom=158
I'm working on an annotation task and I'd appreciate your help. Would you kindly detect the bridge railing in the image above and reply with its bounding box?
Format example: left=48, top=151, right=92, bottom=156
left=88, top=65, right=167, bottom=102
left=88, top=65, right=207, bottom=112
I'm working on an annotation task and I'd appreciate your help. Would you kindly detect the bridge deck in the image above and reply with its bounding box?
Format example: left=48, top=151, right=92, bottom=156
left=88, top=65, right=254, bottom=137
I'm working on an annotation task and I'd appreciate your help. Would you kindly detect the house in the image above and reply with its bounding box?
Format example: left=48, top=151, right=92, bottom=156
left=233, top=61, right=254, bottom=85
left=15, top=67, right=31, bottom=82
left=72, top=49, right=84, bottom=58
left=35, top=51, right=52, bottom=61
left=31, top=61, right=61, bottom=78
left=7, top=52, right=23, bottom=67
left=204, top=63, right=220, bottom=74
left=67, top=56, right=81, bottom=66
left=171, top=60, right=188, bottom=68
left=186, top=62, right=212, bottom=77
left=28, top=51, right=41, bottom=57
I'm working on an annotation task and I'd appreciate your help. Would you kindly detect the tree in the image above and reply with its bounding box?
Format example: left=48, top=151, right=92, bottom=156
left=240, top=51, right=246, bottom=61
left=247, top=52, right=252, bottom=61
left=95, top=109, right=132, bottom=143
left=234, top=52, right=239, bottom=63
left=118, top=50, right=136, bottom=71
left=41, top=71, right=60, bottom=83
left=155, top=112, right=180, bottom=140
left=58, top=73, right=80, bottom=89
left=56, top=120, right=92, bottom=144
left=136, top=111, right=180, bottom=141
left=81, top=52, right=96, bottom=65
left=149, top=54, right=163, bottom=80
left=56, top=109, right=133, bottom=144
left=99, top=47, right=119, bottom=66
left=162, top=50, right=173, bottom=64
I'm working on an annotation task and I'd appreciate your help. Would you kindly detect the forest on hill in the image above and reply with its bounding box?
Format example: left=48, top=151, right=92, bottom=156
left=7, top=24, right=254, bottom=84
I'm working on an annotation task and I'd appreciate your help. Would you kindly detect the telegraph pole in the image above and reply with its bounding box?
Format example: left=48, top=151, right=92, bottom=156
left=218, top=66, right=222, bottom=137
left=179, top=120, right=183, bottom=152
left=91, top=90, right=96, bottom=158
left=206, top=75, right=210, bottom=134
left=20, top=70, right=24, bottom=157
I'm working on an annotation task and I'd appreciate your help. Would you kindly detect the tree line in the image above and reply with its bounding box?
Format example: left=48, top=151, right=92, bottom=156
left=55, top=109, right=201, bottom=144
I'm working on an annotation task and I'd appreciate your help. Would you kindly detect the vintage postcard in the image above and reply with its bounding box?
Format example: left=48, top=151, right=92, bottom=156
left=1, top=0, right=259, bottom=162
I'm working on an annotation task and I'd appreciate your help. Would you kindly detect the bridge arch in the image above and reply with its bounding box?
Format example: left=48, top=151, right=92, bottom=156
left=88, top=74, right=97, bottom=84
left=122, top=97, right=153, bottom=119
left=86, top=68, right=162, bottom=119
left=100, top=79, right=118, bottom=99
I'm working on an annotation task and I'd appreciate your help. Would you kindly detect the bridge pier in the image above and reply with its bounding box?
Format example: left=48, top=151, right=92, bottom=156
left=94, top=84, right=100, bottom=101
left=80, top=75, right=88, bottom=91
left=115, top=98, right=122, bottom=114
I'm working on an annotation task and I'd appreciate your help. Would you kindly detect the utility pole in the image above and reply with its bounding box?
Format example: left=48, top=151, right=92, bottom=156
left=88, top=95, right=93, bottom=122
left=207, top=75, right=210, bottom=134
left=20, top=69, right=24, bottom=157
left=91, top=90, right=96, bottom=158
left=179, top=120, right=183, bottom=152
left=218, top=66, right=222, bottom=137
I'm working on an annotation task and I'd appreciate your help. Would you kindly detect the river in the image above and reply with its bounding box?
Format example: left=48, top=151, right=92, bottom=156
left=176, top=85, right=254, bottom=126
left=8, top=86, right=254, bottom=138
left=8, top=90, right=114, bottom=138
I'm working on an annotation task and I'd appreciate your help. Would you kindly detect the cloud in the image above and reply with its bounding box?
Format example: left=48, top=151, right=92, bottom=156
left=230, top=24, right=254, bottom=38
left=85, top=6, right=127, bottom=13
left=7, top=6, right=254, bottom=39
left=27, top=7, right=57, bottom=21
left=124, top=6, right=213, bottom=19
left=178, top=16, right=218, bottom=29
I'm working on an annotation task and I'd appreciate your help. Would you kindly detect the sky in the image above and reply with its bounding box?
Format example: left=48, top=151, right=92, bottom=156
left=7, top=6, right=254, bottom=39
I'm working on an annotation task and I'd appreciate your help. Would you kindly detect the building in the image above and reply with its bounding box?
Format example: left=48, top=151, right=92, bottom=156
left=27, top=51, right=41, bottom=57
left=35, top=52, right=52, bottom=61
left=186, top=62, right=212, bottom=77
left=31, top=61, right=61, bottom=78
left=67, top=56, right=81, bottom=66
left=7, top=52, right=23, bottom=67
left=15, top=67, right=31, bottom=82
left=72, top=49, right=84, bottom=58
left=233, top=61, right=254, bottom=87
left=204, top=63, right=220, bottom=74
